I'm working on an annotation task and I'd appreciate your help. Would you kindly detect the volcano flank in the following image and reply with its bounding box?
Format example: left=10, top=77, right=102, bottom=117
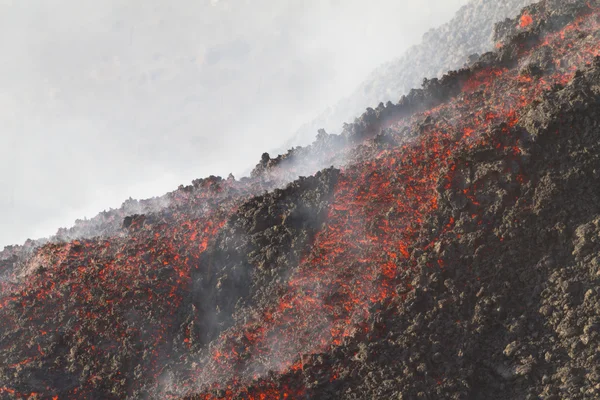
left=2, top=0, right=600, bottom=399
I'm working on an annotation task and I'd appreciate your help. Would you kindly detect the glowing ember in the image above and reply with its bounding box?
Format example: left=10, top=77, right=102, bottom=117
left=519, top=12, right=533, bottom=28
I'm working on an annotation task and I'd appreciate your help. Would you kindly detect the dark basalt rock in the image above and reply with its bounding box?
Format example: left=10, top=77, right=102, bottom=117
left=2, top=1, right=600, bottom=399
left=188, top=167, right=340, bottom=345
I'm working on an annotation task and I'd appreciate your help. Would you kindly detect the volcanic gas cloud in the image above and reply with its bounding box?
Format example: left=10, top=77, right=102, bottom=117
left=2, top=0, right=600, bottom=399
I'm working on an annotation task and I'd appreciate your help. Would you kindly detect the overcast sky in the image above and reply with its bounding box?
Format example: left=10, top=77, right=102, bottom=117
left=0, top=0, right=469, bottom=248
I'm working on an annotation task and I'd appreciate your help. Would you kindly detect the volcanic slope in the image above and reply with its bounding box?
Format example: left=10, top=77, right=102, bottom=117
left=2, top=0, right=600, bottom=399
left=282, top=0, right=537, bottom=149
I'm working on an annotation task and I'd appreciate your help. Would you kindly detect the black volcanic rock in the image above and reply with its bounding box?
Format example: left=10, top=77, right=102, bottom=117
left=302, top=59, right=600, bottom=400
left=188, top=168, right=339, bottom=346
left=2, top=1, right=600, bottom=400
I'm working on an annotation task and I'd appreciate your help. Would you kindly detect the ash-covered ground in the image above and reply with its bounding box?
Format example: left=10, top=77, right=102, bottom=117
left=2, top=0, right=600, bottom=399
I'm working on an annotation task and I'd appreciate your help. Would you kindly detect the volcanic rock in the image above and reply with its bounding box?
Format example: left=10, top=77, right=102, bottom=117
left=2, top=0, right=600, bottom=399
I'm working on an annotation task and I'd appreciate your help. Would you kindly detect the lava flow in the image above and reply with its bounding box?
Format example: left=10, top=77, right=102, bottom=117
left=181, top=2, right=600, bottom=398
left=2, top=0, right=600, bottom=399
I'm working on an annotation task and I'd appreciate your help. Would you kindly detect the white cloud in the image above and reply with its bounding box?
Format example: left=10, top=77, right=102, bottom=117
left=0, top=0, right=469, bottom=248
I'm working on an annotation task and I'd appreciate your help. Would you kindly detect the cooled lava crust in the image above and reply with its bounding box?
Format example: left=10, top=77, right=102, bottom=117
left=2, top=0, right=600, bottom=399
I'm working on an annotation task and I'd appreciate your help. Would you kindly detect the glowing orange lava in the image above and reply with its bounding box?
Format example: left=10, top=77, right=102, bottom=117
left=186, top=7, right=600, bottom=398
left=2, top=6, right=600, bottom=400
left=520, top=13, right=533, bottom=28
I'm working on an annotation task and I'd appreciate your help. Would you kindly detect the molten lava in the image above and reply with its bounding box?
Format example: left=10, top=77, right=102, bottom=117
left=519, top=12, right=533, bottom=28
left=2, top=1, right=600, bottom=399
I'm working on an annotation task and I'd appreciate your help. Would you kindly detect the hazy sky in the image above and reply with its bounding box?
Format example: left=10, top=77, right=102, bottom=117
left=0, top=0, right=469, bottom=248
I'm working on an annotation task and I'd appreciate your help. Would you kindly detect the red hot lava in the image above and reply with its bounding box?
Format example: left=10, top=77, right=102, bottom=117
left=1, top=2, right=600, bottom=400
left=179, top=5, right=600, bottom=399
left=520, top=12, right=534, bottom=28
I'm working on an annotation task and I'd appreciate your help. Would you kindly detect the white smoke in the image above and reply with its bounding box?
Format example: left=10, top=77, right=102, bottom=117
left=0, top=0, right=470, bottom=249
